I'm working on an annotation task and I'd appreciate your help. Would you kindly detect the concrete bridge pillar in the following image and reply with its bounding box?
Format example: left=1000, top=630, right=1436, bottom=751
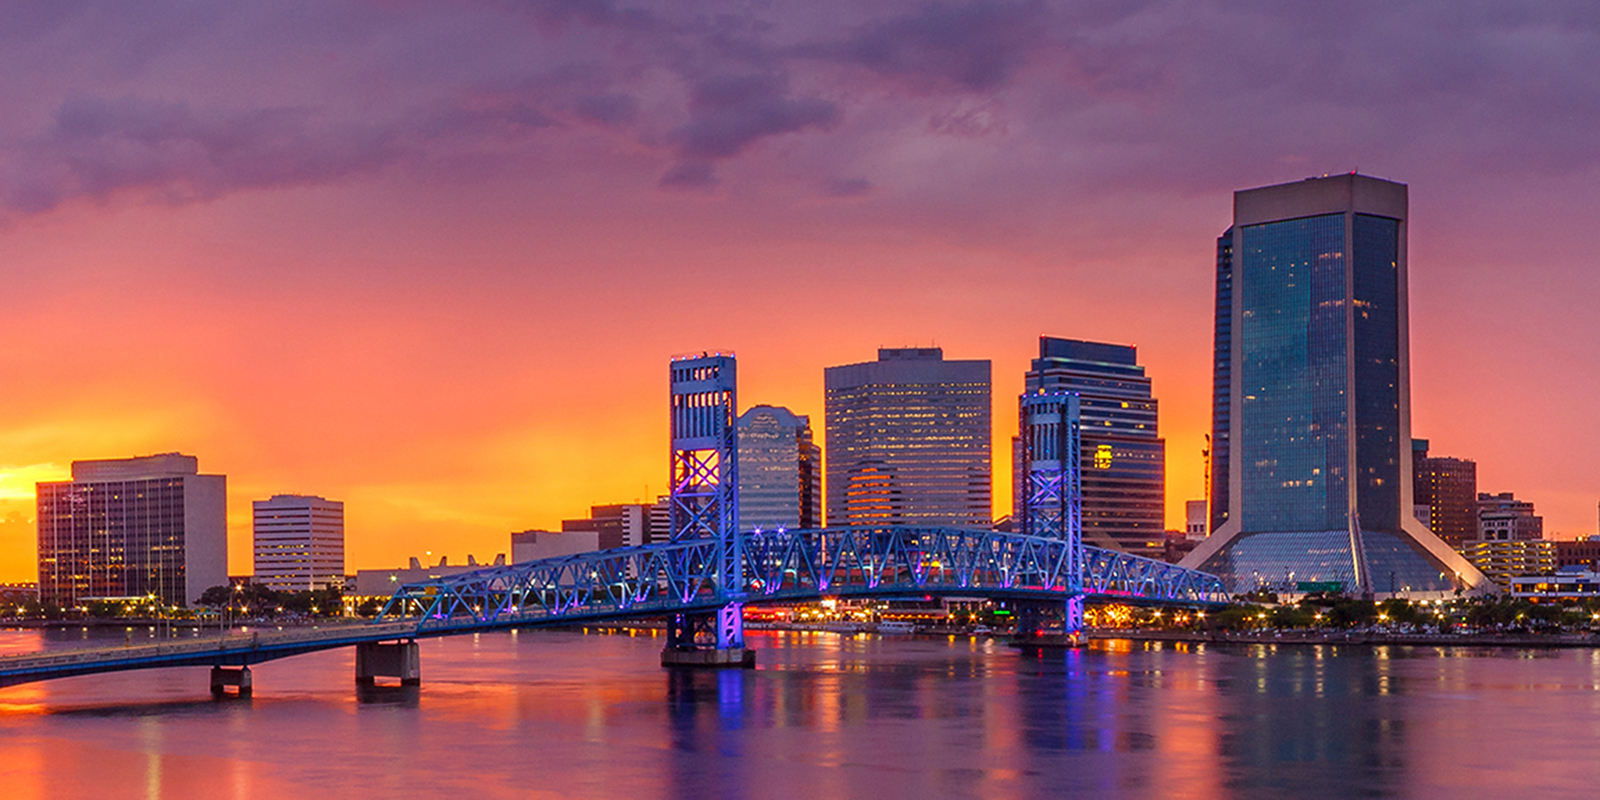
left=210, top=666, right=252, bottom=698
left=661, top=604, right=755, bottom=668
left=1065, top=596, right=1085, bottom=645
left=355, top=640, right=421, bottom=686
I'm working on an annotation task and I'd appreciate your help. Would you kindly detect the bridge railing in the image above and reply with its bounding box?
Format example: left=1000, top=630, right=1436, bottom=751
left=376, top=527, right=1227, bottom=629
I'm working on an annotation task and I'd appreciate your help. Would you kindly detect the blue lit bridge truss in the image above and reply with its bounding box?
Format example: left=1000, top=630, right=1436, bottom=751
left=377, top=526, right=1229, bottom=631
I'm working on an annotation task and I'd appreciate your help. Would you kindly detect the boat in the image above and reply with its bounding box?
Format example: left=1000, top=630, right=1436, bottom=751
left=878, top=620, right=916, bottom=635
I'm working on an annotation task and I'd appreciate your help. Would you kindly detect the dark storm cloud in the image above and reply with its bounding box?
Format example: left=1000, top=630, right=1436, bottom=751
left=799, top=0, right=1053, bottom=92
left=664, top=74, right=837, bottom=183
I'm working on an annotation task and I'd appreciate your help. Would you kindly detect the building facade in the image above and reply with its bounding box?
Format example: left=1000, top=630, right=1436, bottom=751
left=1477, top=492, right=1543, bottom=541
left=562, top=504, right=651, bottom=549
left=252, top=494, right=344, bottom=592
left=1461, top=540, right=1554, bottom=591
left=511, top=530, right=601, bottom=563
left=1511, top=569, right=1600, bottom=600
left=1185, top=500, right=1207, bottom=540
left=1181, top=174, right=1489, bottom=596
left=737, top=405, right=822, bottom=531
left=1412, top=439, right=1479, bottom=547
left=37, top=453, right=227, bottom=608
left=1019, top=337, right=1166, bottom=558
left=353, top=553, right=504, bottom=598
left=824, top=348, right=991, bottom=527
left=1555, top=537, right=1600, bottom=571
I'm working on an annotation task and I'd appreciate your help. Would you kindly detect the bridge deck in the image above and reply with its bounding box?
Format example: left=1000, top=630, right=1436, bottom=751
left=0, top=623, right=416, bottom=688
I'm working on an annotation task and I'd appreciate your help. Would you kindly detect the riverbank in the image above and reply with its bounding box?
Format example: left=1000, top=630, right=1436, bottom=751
left=1089, top=628, right=1600, bottom=648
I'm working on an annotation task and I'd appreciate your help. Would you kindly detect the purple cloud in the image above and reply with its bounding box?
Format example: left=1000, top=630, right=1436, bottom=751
left=800, top=1, right=1052, bottom=92
left=662, top=73, right=837, bottom=188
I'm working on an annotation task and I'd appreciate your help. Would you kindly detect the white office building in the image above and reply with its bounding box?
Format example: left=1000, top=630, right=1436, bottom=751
left=253, top=494, right=345, bottom=592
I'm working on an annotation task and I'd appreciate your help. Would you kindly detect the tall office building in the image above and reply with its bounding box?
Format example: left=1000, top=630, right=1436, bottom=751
left=37, top=453, right=227, bottom=607
left=1181, top=174, right=1490, bottom=595
left=737, top=405, right=822, bottom=531
left=824, top=348, right=991, bottom=527
left=252, top=494, right=344, bottom=592
left=1020, top=337, right=1166, bottom=558
left=1411, top=439, right=1478, bottom=547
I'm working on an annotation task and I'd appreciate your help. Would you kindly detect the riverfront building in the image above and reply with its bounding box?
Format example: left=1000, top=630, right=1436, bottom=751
left=36, top=453, right=227, bottom=608
left=1181, top=174, right=1490, bottom=595
left=1021, top=337, right=1166, bottom=558
left=737, top=405, right=822, bottom=531
left=1477, top=491, right=1543, bottom=541
left=1462, top=539, right=1555, bottom=591
left=1412, top=440, right=1478, bottom=547
left=252, top=494, right=344, bottom=592
left=824, top=348, right=991, bottom=527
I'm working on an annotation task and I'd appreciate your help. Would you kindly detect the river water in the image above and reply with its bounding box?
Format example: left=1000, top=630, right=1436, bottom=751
left=3, top=626, right=1599, bottom=799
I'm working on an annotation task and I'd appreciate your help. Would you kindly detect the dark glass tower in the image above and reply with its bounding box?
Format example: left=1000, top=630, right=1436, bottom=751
left=1181, top=174, right=1491, bottom=596
left=1020, top=338, right=1165, bottom=558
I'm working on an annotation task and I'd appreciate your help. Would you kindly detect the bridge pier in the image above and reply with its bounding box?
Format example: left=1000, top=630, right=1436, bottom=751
left=355, top=640, right=421, bottom=686
left=661, top=603, right=755, bottom=668
left=210, top=666, right=252, bottom=698
left=1065, top=596, right=1085, bottom=645
left=1009, top=598, right=1085, bottom=650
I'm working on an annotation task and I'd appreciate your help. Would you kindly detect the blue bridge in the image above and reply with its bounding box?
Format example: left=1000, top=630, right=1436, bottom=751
left=376, top=525, right=1226, bottom=632
left=0, top=353, right=1226, bottom=691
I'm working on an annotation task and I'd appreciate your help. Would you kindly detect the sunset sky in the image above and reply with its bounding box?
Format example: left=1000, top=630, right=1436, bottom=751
left=1, top=1, right=1597, bottom=581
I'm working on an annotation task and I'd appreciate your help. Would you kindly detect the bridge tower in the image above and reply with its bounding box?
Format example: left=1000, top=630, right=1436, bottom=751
left=1019, top=391, right=1085, bottom=637
left=663, top=353, right=752, bottom=667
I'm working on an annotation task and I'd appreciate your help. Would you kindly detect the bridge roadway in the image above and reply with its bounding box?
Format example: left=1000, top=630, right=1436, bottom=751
left=1, top=526, right=1228, bottom=690
left=0, top=622, right=422, bottom=690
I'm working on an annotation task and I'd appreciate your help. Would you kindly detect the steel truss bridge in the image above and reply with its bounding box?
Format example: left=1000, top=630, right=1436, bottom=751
left=0, top=529, right=1223, bottom=691
left=375, top=526, right=1229, bottom=631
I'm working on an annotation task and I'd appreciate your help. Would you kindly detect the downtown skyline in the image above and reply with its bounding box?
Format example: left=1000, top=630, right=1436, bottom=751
left=1, top=2, right=1598, bottom=579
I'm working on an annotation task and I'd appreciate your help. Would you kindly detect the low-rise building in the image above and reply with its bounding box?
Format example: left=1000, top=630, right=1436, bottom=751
left=1556, top=536, right=1600, bottom=571
left=351, top=554, right=504, bottom=598
left=511, top=530, right=601, bottom=563
left=1460, top=539, right=1555, bottom=591
left=1478, top=492, right=1543, bottom=541
left=1510, top=569, right=1600, bottom=600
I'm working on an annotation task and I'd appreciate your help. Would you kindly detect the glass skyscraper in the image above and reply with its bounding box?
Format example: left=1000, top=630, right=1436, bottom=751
left=1182, top=174, right=1491, bottom=596
left=1019, top=338, right=1165, bottom=558
left=824, top=348, right=991, bottom=527
left=737, top=405, right=822, bottom=531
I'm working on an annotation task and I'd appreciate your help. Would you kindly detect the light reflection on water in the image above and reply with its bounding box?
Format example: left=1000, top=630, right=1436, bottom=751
left=2, top=628, right=1599, bottom=798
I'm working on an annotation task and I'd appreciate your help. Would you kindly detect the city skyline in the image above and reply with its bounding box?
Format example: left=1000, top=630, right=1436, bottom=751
left=2, top=3, right=1599, bottom=580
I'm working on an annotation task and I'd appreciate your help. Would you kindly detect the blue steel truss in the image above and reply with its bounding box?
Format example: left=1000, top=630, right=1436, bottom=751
left=376, top=527, right=1229, bottom=631
left=1019, top=391, right=1086, bottom=631
left=667, top=353, right=742, bottom=649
